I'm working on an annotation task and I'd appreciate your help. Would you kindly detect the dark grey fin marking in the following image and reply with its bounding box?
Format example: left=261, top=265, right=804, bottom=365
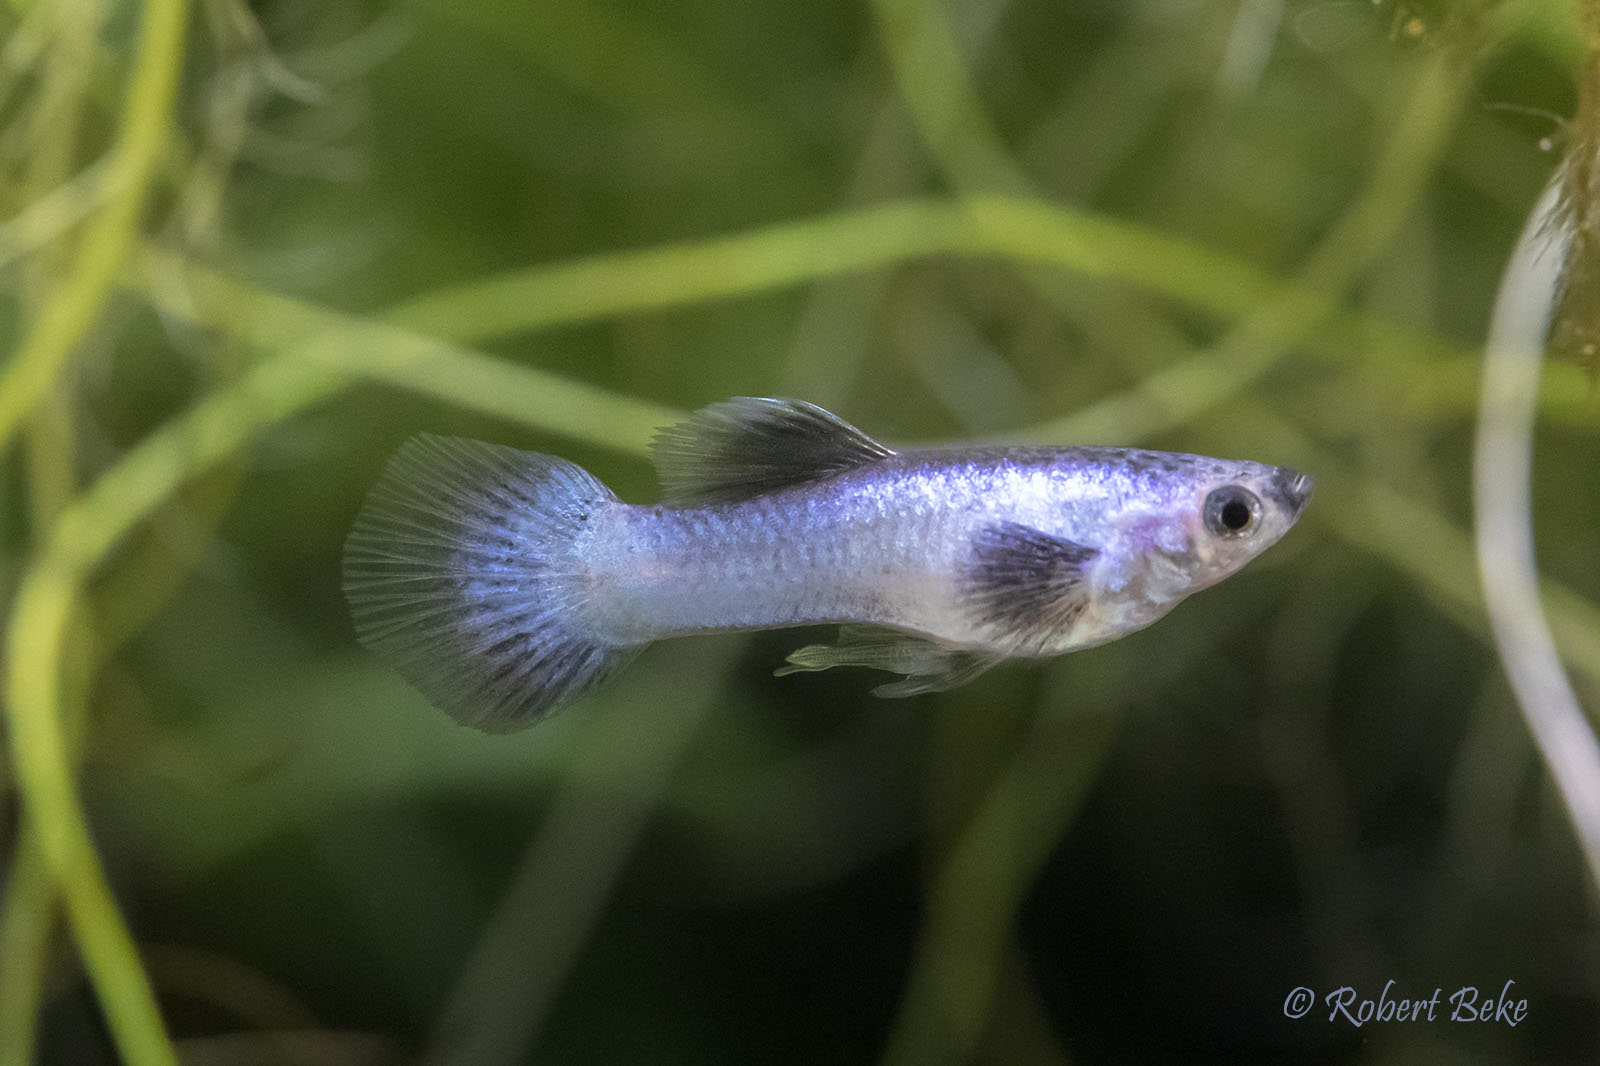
left=343, top=434, right=637, bottom=732
left=961, top=522, right=1098, bottom=654
left=774, top=624, right=1001, bottom=699
left=651, top=396, right=896, bottom=504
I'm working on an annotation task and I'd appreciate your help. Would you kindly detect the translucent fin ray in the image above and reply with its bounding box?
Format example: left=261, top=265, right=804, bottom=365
left=343, top=434, right=636, bottom=732
left=961, top=521, right=1097, bottom=654
left=651, top=397, right=895, bottom=504
left=775, top=624, right=1001, bottom=699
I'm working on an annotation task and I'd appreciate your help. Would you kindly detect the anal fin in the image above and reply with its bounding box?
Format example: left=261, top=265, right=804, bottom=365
left=774, top=625, right=1001, bottom=699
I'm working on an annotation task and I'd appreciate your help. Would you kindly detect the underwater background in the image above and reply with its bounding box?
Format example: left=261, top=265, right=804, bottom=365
left=2, top=0, right=1599, bottom=1063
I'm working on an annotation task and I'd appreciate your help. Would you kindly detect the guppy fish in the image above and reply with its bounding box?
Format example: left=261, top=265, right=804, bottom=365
left=344, top=397, right=1312, bottom=731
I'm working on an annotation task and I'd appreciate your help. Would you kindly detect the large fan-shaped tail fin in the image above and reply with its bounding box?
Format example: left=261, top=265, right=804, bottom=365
left=343, top=435, right=637, bottom=731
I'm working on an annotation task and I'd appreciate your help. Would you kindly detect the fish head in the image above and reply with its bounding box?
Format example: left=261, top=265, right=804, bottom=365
left=1005, top=451, right=1312, bottom=653
left=1165, top=460, right=1314, bottom=592
left=1097, top=454, right=1312, bottom=610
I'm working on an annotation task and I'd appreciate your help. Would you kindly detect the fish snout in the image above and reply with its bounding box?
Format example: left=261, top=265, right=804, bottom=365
left=1271, top=468, right=1315, bottom=517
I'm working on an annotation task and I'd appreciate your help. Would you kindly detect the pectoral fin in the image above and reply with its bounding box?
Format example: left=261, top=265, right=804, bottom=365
left=775, top=625, right=1000, bottom=699
left=962, top=521, right=1098, bottom=654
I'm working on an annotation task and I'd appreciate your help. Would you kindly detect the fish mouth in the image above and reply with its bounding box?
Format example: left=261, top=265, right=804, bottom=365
left=1271, top=468, right=1315, bottom=517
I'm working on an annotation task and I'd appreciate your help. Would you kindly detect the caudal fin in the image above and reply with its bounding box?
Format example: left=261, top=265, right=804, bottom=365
left=342, top=434, right=636, bottom=731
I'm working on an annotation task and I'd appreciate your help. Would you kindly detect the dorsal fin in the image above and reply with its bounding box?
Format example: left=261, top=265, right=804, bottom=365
left=651, top=397, right=896, bottom=504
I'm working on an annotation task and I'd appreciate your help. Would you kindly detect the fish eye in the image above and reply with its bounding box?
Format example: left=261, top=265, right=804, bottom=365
left=1204, top=485, right=1261, bottom=539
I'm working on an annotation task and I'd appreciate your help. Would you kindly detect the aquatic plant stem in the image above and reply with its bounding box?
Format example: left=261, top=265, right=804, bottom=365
left=0, top=825, right=55, bottom=1066
left=1473, top=180, right=1600, bottom=896
left=0, top=0, right=105, bottom=1055
left=1, top=1, right=190, bottom=1063
left=420, top=659, right=721, bottom=1066
left=873, top=0, right=1466, bottom=448
left=869, top=0, right=1030, bottom=193
left=0, top=0, right=188, bottom=467
left=384, top=196, right=1273, bottom=341
left=0, top=402, right=88, bottom=1066
left=878, top=703, right=1118, bottom=1066
left=317, top=193, right=1466, bottom=386
left=3, top=363, right=326, bottom=1066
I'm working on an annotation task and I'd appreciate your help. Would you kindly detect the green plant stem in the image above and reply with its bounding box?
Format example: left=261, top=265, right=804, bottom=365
left=0, top=826, right=55, bottom=1066
left=0, top=0, right=189, bottom=467
left=0, top=2, right=103, bottom=1051
left=384, top=196, right=1274, bottom=341
left=140, top=249, right=683, bottom=451
left=1, top=1, right=189, bottom=1064
left=869, top=0, right=1030, bottom=192
left=378, top=191, right=1474, bottom=392
left=0, top=392, right=83, bottom=1066
left=871, top=0, right=1467, bottom=452
left=5, top=354, right=340, bottom=1066
left=421, top=660, right=721, bottom=1066
left=878, top=704, right=1118, bottom=1066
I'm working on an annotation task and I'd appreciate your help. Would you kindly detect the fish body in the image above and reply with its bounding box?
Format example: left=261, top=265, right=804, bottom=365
left=344, top=398, right=1312, bottom=731
left=584, top=449, right=1292, bottom=652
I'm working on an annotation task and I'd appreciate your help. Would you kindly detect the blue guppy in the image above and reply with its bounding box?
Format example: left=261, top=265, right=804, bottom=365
left=344, top=397, right=1312, bottom=731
